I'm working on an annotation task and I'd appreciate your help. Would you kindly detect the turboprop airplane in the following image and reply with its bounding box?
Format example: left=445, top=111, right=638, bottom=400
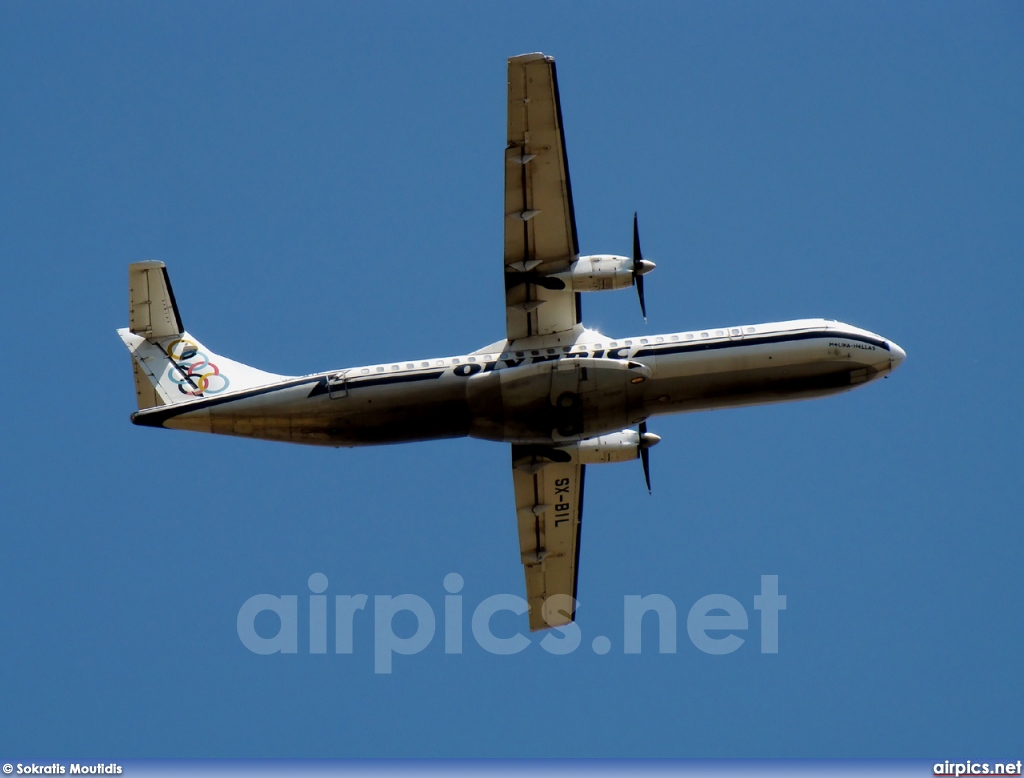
left=118, top=53, right=905, bottom=631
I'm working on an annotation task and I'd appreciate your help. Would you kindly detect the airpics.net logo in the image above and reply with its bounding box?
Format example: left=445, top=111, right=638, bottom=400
left=236, top=573, right=787, bottom=673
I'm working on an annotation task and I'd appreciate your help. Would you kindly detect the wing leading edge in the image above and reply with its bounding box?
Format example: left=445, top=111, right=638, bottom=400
left=504, top=53, right=581, bottom=341
left=511, top=449, right=585, bottom=631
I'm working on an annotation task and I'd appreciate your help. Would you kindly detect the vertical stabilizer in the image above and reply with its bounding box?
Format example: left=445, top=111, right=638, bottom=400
left=129, top=260, right=184, bottom=339
left=120, top=262, right=288, bottom=411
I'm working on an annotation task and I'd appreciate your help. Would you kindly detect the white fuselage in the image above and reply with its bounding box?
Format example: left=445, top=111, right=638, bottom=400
left=133, top=318, right=905, bottom=446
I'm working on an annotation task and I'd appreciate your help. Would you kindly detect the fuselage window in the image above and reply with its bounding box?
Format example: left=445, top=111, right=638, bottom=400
left=361, top=368, right=370, bottom=374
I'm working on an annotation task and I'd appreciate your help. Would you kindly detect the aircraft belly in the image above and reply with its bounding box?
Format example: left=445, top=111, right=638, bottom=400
left=326, top=396, right=472, bottom=445
left=638, top=337, right=890, bottom=414
left=203, top=375, right=472, bottom=446
left=466, top=359, right=644, bottom=443
left=643, top=359, right=882, bottom=415
left=162, top=407, right=212, bottom=434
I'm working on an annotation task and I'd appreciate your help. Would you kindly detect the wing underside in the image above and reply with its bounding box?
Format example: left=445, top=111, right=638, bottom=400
left=511, top=450, right=585, bottom=631
left=504, top=53, right=580, bottom=341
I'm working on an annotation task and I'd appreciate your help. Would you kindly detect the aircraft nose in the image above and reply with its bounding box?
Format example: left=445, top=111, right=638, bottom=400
left=888, top=341, right=906, bottom=371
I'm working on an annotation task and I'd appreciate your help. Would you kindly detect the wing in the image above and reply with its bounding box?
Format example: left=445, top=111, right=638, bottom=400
left=504, top=53, right=581, bottom=341
left=511, top=448, right=586, bottom=631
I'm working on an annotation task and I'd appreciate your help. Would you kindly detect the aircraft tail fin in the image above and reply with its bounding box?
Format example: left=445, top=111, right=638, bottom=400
left=119, top=261, right=286, bottom=410
left=128, top=260, right=184, bottom=341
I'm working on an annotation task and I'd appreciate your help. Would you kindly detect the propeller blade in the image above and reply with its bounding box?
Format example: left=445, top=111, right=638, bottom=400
left=638, top=421, right=660, bottom=494
left=632, top=213, right=655, bottom=322
left=633, top=212, right=642, bottom=262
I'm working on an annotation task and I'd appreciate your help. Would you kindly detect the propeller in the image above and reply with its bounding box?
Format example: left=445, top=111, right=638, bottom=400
left=632, top=212, right=656, bottom=321
left=638, top=420, right=661, bottom=493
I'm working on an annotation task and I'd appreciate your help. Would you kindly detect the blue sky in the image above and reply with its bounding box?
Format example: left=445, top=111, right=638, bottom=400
left=2, top=0, right=1022, bottom=759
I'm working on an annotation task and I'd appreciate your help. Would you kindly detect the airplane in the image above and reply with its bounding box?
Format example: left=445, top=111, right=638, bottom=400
left=118, top=52, right=906, bottom=632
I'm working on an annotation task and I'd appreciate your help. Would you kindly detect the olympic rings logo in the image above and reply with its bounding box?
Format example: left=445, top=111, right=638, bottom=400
left=165, top=338, right=231, bottom=396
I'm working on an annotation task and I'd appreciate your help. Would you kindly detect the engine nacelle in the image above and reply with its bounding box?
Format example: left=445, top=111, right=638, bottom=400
left=511, top=428, right=661, bottom=473
left=569, top=255, right=634, bottom=292
left=573, top=429, right=646, bottom=463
